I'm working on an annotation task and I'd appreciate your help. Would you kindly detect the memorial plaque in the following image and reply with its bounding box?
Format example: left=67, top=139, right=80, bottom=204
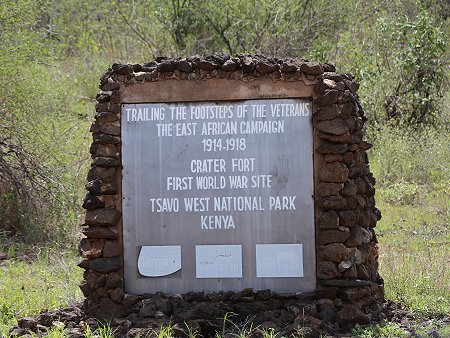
left=122, top=98, right=315, bottom=294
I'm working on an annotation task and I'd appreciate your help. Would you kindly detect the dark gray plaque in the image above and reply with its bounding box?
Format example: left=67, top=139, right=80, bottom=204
left=122, top=98, right=315, bottom=294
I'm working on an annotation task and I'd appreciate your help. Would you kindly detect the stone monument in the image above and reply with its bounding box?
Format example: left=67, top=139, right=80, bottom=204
left=79, top=55, right=383, bottom=333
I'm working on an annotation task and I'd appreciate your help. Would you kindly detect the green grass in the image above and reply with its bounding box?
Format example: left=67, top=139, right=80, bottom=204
left=0, top=246, right=83, bottom=337
left=368, top=124, right=450, bottom=317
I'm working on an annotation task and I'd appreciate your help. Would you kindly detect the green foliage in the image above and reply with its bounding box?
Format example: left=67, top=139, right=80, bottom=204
left=379, top=11, right=447, bottom=124
left=370, top=124, right=450, bottom=316
left=368, top=123, right=449, bottom=192
left=0, top=248, right=83, bottom=336
left=352, top=322, right=407, bottom=337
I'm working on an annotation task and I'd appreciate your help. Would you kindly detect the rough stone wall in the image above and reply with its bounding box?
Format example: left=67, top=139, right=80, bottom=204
left=78, top=54, right=383, bottom=333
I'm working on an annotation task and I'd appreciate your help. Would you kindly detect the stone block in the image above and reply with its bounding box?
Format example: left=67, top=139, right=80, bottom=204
left=356, top=264, right=370, bottom=280
left=336, top=305, right=370, bottom=328
left=100, top=124, right=120, bottom=136
left=318, top=229, right=351, bottom=245
left=316, top=196, right=347, bottom=210
left=318, top=243, right=351, bottom=262
left=93, top=157, right=121, bottom=167
left=317, top=261, right=341, bottom=279
left=314, top=287, right=338, bottom=300
left=323, top=153, right=343, bottom=163
left=315, top=89, right=339, bottom=106
left=85, top=180, right=117, bottom=195
left=338, top=287, right=370, bottom=301
left=342, top=264, right=358, bottom=279
left=94, top=134, right=121, bottom=145
left=340, top=180, right=357, bottom=196
left=338, top=261, right=352, bottom=273
left=338, top=210, right=357, bottom=227
left=318, top=210, right=339, bottom=229
left=319, top=162, right=349, bottom=183
left=344, top=225, right=365, bottom=247
left=96, top=112, right=118, bottom=124
left=81, top=227, right=118, bottom=239
left=317, top=132, right=353, bottom=144
left=314, top=105, right=339, bottom=120
left=338, top=261, right=352, bottom=272
left=103, top=240, right=122, bottom=257
left=101, top=82, right=120, bottom=91
left=315, top=117, right=349, bottom=135
left=82, top=193, right=105, bottom=210
left=316, top=142, right=349, bottom=154
left=300, top=61, right=323, bottom=75
left=84, top=208, right=121, bottom=227
left=89, top=257, right=121, bottom=273
left=87, top=166, right=116, bottom=182
left=316, top=183, right=344, bottom=196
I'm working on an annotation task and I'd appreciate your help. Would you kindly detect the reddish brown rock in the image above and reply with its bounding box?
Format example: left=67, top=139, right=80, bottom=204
left=342, top=264, right=358, bottom=279
left=96, top=112, right=118, bottom=124
left=87, top=166, right=116, bottom=182
left=293, top=314, right=322, bottom=337
left=315, top=90, right=340, bottom=106
left=323, top=72, right=343, bottom=81
left=176, top=60, right=193, bottom=73
left=100, top=124, right=120, bottom=136
left=338, top=210, right=357, bottom=227
left=94, top=134, right=121, bottom=145
left=359, top=141, right=373, bottom=150
left=356, top=264, right=370, bottom=280
left=316, top=182, right=344, bottom=196
left=348, top=165, right=368, bottom=179
left=315, top=117, right=349, bottom=135
left=109, top=288, right=125, bottom=302
left=85, top=180, right=117, bottom=195
left=103, top=240, right=122, bottom=257
left=349, top=248, right=363, bottom=264
left=318, top=243, right=351, bottom=262
left=81, top=227, right=118, bottom=239
left=345, top=225, right=365, bottom=247
left=256, top=61, right=279, bottom=74
left=319, top=162, right=349, bottom=183
left=82, top=193, right=105, bottom=210
left=241, top=56, right=255, bottom=73
left=340, top=181, right=358, bottom=196
left=317, top=261, right=341, bottom=279
left=314, top=105, right=339, bottom=121
left=105, top=272, right=123, bottom=289
left=84, top=208, right=121, bottom=227
left=359, top=243, right=379, bottom=263
left=344, top=196, right=358, bottom=209
left=336, top=305, right=370, bottom=328
left=337, top=260, right=352, bottom=272
left=318, top=230, right=351, bottom=245
left=317, top=132, right=353, bottom=144
left=316, top=143, right=349, bottom=154
left=101, top=81, right=120, bottom=91
left=338, top=287, right=371, bottom=301
left=300, top=61, right=323, bottom=75
left=95, top=144, right=118, bottom=158
left=89, top=257, right=120, bottom=273
left=79, top=239, right=103, bottom=259
left=96, top=297, right=128, bottom=319
left=318, top=210, right=339, bottom=229
left=93, top=157, right=121, bottom=167
left=339, top=103, right=355, bottom=119
left=316, top=196, right=347, bottom=210
left=323, top=154, right=343, bottom=163
left=197, top=60, right=219, bottom=70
